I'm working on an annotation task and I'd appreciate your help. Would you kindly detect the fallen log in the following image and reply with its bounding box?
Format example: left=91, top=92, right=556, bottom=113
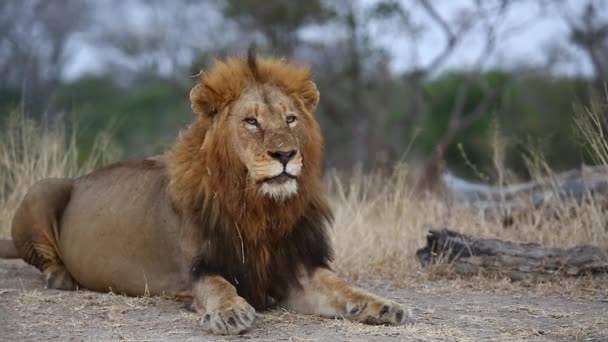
left=416, top=228, right=608, bottom=280
left=441, top=164, right=608, bottom=211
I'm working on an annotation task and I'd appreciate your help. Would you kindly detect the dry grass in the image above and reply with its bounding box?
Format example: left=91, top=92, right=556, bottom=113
left=1, top=109, right=607, bottom=298
left=0, top=113, right=120, bottom=238
left=329, top=167, right=608, bottom=295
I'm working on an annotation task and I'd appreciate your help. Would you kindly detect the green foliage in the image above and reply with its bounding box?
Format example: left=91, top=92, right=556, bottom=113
left=417, top=70, right=590, bottom=179
left=419, top=71, right=507, bottom=177
left=50, top=76, right=191, bottom=157
left=0, top=88, right=21, bottom=119
left=500, top=75, right=590, bottom=173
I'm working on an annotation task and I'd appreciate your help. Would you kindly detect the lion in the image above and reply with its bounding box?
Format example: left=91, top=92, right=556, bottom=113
left=1, top=49, right=412, bottom=334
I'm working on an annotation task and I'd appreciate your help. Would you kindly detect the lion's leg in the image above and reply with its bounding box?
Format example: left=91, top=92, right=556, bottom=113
left=281, top=267, right=412, bottom=325
left=11, top=178, right=77, bottom=290
left=192, top=275, right=256, bottom=335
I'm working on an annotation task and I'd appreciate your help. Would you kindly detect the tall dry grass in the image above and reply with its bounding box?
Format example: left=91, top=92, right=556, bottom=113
left=329, top=167, right=608, bottom=285
left=0, top=114, right=120, bottom=238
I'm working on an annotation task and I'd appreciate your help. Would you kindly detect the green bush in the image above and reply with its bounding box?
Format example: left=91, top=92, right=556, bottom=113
left=50, top=76, right=192, bottom=157
left=418, top=70, right=590, bottom=180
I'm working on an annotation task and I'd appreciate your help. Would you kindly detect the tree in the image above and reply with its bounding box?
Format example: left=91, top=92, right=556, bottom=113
left=557, top=0, right=608, bottom=84
left=368, top=0, right=517, bottom=185
left=0, top=0, right=91, bottom=115
left=91, top=0, right=224, bottom=82
left=221, top=0, right=332, bottom=55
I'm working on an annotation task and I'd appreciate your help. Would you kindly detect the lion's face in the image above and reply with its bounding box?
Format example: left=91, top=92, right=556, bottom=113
left=179, top=53, right=323, bottom=207
left=228, top=85, right=305, bottom=201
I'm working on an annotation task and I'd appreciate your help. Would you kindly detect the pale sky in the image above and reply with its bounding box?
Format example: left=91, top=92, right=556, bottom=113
left=364, top=0, right=604, bottom=76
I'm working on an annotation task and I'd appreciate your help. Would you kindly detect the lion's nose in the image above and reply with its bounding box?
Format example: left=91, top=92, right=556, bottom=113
left=268, top=150, right=297, bottom=165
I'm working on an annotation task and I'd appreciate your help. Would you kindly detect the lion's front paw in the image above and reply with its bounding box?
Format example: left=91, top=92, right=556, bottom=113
left=347, top=297, right=412, bottom=325
left=200, top=297, right=256, bottom=335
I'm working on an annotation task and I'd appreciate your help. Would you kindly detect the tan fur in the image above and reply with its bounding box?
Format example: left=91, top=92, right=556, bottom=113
left=11, top=178, right=77, bottom=290
left=8, top=51, right=411, bottom=335
left=281, top=268, right=412, bottom=325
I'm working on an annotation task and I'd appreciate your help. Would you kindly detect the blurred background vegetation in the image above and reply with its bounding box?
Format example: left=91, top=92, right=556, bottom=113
left=1, top=0, right=607, bottom=184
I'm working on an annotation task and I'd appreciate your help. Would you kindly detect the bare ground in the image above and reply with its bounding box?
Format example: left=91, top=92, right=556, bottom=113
left=1, top=260, right=607, bottom=341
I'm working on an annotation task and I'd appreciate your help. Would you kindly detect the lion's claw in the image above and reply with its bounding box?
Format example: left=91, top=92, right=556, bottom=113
left=200, top=298, right=256, bottom=335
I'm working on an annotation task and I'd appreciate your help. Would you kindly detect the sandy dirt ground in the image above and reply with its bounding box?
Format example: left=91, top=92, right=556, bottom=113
left=1, top=259, right=607, bottom=342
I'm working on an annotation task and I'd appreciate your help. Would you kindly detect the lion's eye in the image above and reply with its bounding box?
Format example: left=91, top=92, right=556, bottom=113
left=286, top=115, right=297, bottom=125
left=243, top=117, right=259, bottom=126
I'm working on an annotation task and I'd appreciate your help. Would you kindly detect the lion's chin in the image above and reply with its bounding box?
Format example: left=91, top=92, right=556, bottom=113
left=259, top=179, right=298, bottom=201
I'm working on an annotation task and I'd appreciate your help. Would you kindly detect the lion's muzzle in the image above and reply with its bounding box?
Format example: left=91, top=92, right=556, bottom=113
left=253, top=151, right=302, bottom=200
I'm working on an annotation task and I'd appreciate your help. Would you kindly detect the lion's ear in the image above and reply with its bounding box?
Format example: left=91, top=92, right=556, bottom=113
left=190, top=83, right=219, bottom=117
left=301, top=80, right=320, bottom=113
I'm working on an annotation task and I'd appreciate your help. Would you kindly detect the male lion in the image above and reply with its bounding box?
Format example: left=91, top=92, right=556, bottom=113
left=3, top=50, right=411, bottom=334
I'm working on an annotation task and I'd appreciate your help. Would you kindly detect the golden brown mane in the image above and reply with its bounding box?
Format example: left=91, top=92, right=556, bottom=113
left=166, top=51, right=332, bottom=308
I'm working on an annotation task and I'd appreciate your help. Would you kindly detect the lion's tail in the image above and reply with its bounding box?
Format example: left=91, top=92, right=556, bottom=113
left=0, top=239, right=18, bottom=259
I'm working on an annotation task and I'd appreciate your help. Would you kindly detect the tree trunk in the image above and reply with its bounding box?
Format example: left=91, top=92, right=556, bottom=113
left=416, top=228, right=608, bottom=280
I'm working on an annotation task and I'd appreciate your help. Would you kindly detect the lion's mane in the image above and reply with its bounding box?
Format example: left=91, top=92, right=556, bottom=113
left=166, top=52, right=333, bottom=309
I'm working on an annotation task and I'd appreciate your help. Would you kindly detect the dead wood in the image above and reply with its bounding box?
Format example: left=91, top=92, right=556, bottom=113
left=416, top=228, right=608, bottom=280
left=441, top=165, right=608, bottom=211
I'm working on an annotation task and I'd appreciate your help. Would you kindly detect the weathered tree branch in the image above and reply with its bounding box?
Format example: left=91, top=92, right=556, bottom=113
left=417, top=0, right=458, bottom=74
left=441, top=164, right=608, bottom=211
